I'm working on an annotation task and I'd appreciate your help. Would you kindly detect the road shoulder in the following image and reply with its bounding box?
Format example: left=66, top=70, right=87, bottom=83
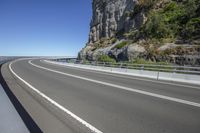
left=1, top=62, right=76, bottom=133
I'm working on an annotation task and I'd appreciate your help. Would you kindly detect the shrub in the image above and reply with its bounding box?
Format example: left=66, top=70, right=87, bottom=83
left=184, top=17, right=200, bottom=39
left=114, top=41, right=129, bottom=49
left=111, top=38, right=117, bottom=44
left=97, top=55, right=116, bottom=63
left=138, top=0, right=158, bottom=9
left=82, top=59, right=90, bottom=64
left=124, top=29, right=140, bottom=40
left=163, top=2, right=177, bottom=12
left=144, top=12, right=172, bottom=39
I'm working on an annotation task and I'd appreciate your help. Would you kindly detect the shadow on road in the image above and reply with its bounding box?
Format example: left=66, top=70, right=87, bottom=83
left=0, top=63, right=43, bottom=133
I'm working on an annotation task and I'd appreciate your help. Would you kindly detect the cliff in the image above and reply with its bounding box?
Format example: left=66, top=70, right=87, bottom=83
left=88, top=0, right=145, bottom=43
left=79, top=0, right=200, bottom=65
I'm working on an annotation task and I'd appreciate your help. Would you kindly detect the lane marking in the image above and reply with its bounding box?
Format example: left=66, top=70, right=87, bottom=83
left=30, top=60, right=200, bottom=108
left=43, top=60, right=200, bottom=90
left=9, top=60, right=103, bottom=133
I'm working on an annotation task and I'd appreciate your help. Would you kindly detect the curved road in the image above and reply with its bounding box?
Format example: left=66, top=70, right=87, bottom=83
left=7, top=59, right=200, bottom=133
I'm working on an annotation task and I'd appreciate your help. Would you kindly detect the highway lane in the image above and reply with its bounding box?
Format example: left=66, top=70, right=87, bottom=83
left=10, top=59, right=200, bottom=133
left=40, top=60, right=200, bottom=103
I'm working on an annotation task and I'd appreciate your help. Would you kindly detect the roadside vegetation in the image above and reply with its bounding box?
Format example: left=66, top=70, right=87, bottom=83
left=97, top=55, right=116, bottom=63
left=127, top=0, right=200, bottom=41
left=129, top=58, right=169, bottom=65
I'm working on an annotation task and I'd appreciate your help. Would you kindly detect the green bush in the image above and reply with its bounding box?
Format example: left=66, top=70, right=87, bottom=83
left=124, top=29, right=140, bottom=40
left=184, top=17, right=200, bottom=38
left=82, top=59, right=90, bottom=64
left=111, top=38, right=117, bottom=44
left=123, top=0, right=200, bottom=40
left=114, top=41, right=129, bottom=49
left=141, top=0, right=200, bottom=40
left=144, top=13, right=172, bottom=39
left=97, top=55, right=116, bottom=63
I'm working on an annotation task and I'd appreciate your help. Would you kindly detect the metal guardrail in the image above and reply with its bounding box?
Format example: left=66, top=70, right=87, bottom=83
left=0, top=57, right=20, bottom=65
left=51, top=59, right=200, bottom=75
left=0, top=60, right=8, bottom=65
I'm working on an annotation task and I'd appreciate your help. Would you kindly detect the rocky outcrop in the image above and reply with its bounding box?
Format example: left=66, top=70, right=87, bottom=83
left=79, top=0, right=147, bottom=60
left=88, top=0, right=145, bottom=44
left=127, top=43, right=146, bottom=60
left=79, top=0, right=200, bottom=66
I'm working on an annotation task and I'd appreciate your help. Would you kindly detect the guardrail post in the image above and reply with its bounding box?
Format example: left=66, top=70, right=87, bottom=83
left=120, top=63, right=122, bottom=69
left=157, top=65, right=161, bottom=80
left=157, top=71, right=160, bottom=80
left=141, top=65, right=144, bottom=71
left=172, top=68, right=176, bottom=80
left=126, top=65, right=128, bottom=72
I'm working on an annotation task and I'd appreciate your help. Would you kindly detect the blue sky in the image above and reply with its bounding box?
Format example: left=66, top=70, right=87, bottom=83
left=0, top=0, right=92, bottom=56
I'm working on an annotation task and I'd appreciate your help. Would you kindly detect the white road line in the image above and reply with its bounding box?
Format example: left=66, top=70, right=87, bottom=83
left=30, top=60, right=200, bottom=108
left=9, top=60, right=103, bottom=133
left=43, top=60, right=200, bottom=90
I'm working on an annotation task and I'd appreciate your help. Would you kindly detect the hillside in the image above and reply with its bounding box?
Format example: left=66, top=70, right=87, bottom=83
left=79, top=0, right=200, bottom=65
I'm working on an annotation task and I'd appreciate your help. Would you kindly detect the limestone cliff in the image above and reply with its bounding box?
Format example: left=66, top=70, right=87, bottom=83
left=88, top=0, right=145, bottom=43
left=79, top=0, right=200, bottom=65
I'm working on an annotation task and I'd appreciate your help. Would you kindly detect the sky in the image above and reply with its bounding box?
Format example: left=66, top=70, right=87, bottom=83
left=0, top=0, right=92, bottom=56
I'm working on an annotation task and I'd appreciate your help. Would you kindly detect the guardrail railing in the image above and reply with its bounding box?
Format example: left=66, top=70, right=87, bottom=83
left=0, top=57, right=20, bottom=65
left=51, top=59, right=200, bottom=75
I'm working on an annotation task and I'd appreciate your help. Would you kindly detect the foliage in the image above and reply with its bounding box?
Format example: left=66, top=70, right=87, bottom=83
left=130, top=58, right=169, bottom=65
left=140, top=0, right=200, bottom=40
left=143, top=12, right=173, bottom=39
left=138, top=0, right=160, bottom=11
left=130, top=0, right=160, bottom=19
left=114, top=41, right=129, bottom=49
left=124, top=28, right=140, bottom=40
left=184, top=17, right=200, bottom=39
left=111, top=38, right=117, bottom=44
left=97, top=55, right=116, bottom=63
left=82, top=59, right=91, bottom=64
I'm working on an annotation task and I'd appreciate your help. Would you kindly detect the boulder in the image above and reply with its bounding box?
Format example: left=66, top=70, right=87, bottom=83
left=127, top=43, right=146, bottom=60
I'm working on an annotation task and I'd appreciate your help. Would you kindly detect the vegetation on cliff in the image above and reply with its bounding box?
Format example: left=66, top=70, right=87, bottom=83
left=115, top=0, right=200, bottom=64
left=126, top=0, right=200, bottom=42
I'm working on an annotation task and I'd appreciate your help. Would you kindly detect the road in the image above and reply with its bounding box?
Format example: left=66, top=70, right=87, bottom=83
left=6, top=59, right=200, bottom=133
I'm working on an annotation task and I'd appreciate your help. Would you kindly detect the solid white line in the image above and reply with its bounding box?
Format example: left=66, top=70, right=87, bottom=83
left=43, top=60, right=200, bottom=90
left=30, top=60, right=200, bottom=108
left=9, top=60, right=103, bottom=133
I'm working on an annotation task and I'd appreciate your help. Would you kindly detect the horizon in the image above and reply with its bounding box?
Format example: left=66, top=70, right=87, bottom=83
left=0, top=0, right=92, bottom=56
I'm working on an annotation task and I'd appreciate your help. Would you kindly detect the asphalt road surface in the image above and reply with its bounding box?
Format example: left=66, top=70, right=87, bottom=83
left=7, top=59, right=200, bottom=133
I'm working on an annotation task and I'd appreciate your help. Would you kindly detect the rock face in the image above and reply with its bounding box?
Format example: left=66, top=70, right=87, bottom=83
left=127, top=43, right=146, bottom=60
left=79, top=0, right=146, bottom=60
left=89, top=0, right=143, bottom=44
left=78, top=0, right=200, bottom=66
